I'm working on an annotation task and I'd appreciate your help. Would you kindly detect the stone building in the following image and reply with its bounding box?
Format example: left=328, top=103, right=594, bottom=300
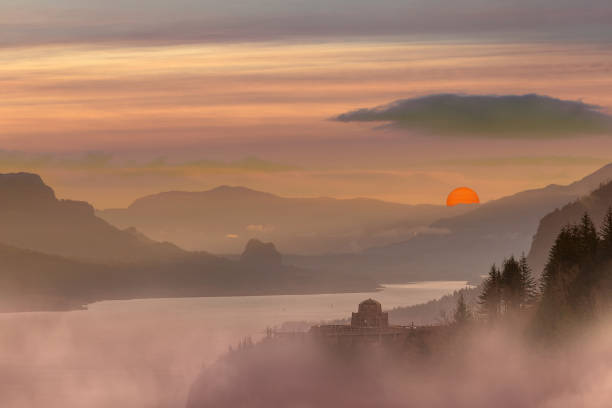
left=270, top=299, right=447, bottom=353
left=309, top=298, right=419, bottom=346
left=351, top=298, right=388, bottom=328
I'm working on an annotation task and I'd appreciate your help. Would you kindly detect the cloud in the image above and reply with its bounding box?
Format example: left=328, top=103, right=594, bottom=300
left=334, top=94, right=612, bottom=139
left=141, top=156, right=299, bottom=173
left=2, top=0, right=611, bottom=47
left=0, top=151, right=297, bottom=173
left=438, top=156, right=610, bottom=167
left=185, top=157, right=299, bottom=172
left=0, top=150, right=113, bottom=170
left=246, top=224, right=275, bottom=233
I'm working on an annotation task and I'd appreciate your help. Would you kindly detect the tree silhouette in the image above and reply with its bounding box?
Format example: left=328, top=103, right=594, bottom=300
left=454, top=292, right=471, bottom=325
left=473, top=211, right=612, bottom=338
left=600, top=206, right=612, bottom=259
left=578, top=212, right=599, bottom=265
left=519, top=254, right=538, bottom=307
left=479, top=265, right=502, bottom=321
left=479, top=255, right=536, bottom=322
left=537, top=213, right=607, bottom=335
left=540, top=225, right=582, bottom=296
left=500, top=256, right=523, bottom=312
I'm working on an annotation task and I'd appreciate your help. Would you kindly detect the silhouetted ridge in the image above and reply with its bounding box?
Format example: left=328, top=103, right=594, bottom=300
left=568, top=162, right=612, bottom=192
left=241, top=239, right=282, bottom=267
left=528, top=179, right=612, bottom=276
left=99, top=185, right=469, bottom=254
left=0, top=172, right=185, bottom=262
left=0, top=174, right=379, bottom=311
left=209, top=185, right=278, bottom=198
left=127, top=185, right=278, bottom=211
left=0, top=172, right=56, bottom=207
left=288, top=162, right=612, bottom=283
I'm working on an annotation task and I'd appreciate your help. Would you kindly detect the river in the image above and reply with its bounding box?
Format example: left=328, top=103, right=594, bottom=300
left=0, top=281, right=466, bottom=407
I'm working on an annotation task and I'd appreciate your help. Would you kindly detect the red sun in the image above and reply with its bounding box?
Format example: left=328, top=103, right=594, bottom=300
left=446, top=187, right=480, bottom=207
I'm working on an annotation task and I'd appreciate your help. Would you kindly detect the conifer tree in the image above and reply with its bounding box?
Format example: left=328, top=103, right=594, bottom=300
left=454, top=292, right=471, bottom=325
left=540, top=225, right=582, bottom=296
left=538, top=216, right=602, bottom=333
left=479, top=265, right=502, bottom=320
left=501, top=256, right=525, bottom=312
left=572, top=212, right=602, bottom=317
left=600, top=206, right=612, bottom=259
left=578, top=212, right=599, bottom=263
left=519, top=254, right=537, bottom=307
left=598, top=206, right=612, bottom=300
left=537, top=225, right=579, bottom=335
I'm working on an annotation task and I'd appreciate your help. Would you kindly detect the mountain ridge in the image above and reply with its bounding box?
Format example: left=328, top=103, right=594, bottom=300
left=287, top=162, right=612, bottom=282
left=98, top=185, right=472, bottom=254
left=0, top=172, right=187, bottom=263
left=0, top=173, right=377, bottom=311
left=527, top=179, right=612, bottom=275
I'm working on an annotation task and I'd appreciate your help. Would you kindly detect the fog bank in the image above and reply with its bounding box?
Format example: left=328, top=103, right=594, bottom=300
left=188, top=321, right=612, bottom=408
left=0, top=310, right=241, bottom=407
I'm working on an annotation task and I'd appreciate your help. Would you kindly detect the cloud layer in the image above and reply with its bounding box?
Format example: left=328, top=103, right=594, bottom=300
left=2, top=0, right=612, bottom=47
left=0, top=151, right=295, bottom=173
left=335, top=94, right=612, bottom=138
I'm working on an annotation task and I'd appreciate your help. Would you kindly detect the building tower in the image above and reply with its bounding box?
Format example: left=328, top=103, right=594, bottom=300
left=350, top=298, right=388, bottom=328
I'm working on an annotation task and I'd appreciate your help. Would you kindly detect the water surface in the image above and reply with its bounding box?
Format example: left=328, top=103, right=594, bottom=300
left=0, top=281, right=467, bottom=407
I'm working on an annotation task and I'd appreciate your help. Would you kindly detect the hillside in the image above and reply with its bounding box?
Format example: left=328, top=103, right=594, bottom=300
left=0, top=173, right=377, bottom=311
left=0, top=173, right=186, bottom=263
left=288, top=163, right=612, bottom=282
left=528, top=180, right=612, bottom=275
left=434, top=163, right=612, bottom=234
left=0, top=237, right=376, bottom=312
left=0, top=243, right=108, bottom=311
left=97, top=186, right=471, bottom=254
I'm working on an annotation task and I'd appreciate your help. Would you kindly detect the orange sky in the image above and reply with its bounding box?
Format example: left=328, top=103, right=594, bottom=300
left=2, top=39, right=612, bottom=207
left=4, top=41, right=612, bottom=149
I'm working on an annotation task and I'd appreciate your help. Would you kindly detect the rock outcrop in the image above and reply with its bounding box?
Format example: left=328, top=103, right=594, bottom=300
left=240, top=239, right=282, bottom=267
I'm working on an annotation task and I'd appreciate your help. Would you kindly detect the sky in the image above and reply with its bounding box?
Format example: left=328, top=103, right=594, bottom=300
left=2, top=0, right=612, bottom=208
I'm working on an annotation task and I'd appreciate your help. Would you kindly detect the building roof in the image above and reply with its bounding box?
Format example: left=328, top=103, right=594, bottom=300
left=359, top=298, right=381, bottom=306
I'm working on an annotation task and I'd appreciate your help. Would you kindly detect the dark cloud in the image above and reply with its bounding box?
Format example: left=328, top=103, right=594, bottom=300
left=334, top=94, right=612, bottom=138
left=2, top=0, right=611, bottom=47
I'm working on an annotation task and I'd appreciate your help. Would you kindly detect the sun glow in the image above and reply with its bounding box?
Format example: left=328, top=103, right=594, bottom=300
left=446, top=187, right=480, bottom=207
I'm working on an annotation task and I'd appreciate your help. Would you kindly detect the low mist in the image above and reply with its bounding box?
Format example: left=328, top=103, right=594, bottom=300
left=0, top=309, right=249, bottom=408
left=188, top=319, right=612, bottom=408
left=2, top=303, right=612, bottom=407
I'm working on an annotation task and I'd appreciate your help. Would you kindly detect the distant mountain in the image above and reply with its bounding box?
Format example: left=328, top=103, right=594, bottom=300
left=288, top=163, right=612, bottom=282
left=98, top=186, right=471, bottom=254
left=433, top=163, right=612, bottom=235
left=0, top=173, right=377, bottom=311
left=0, top=242, right=108, bottom=311
left=0, top=172, right=185, bottom=263
left=0, top=239, right=377, bottom=312
left=241, top=239, right=283, bottom=267
left=528, top=179, right=612, bottom=276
